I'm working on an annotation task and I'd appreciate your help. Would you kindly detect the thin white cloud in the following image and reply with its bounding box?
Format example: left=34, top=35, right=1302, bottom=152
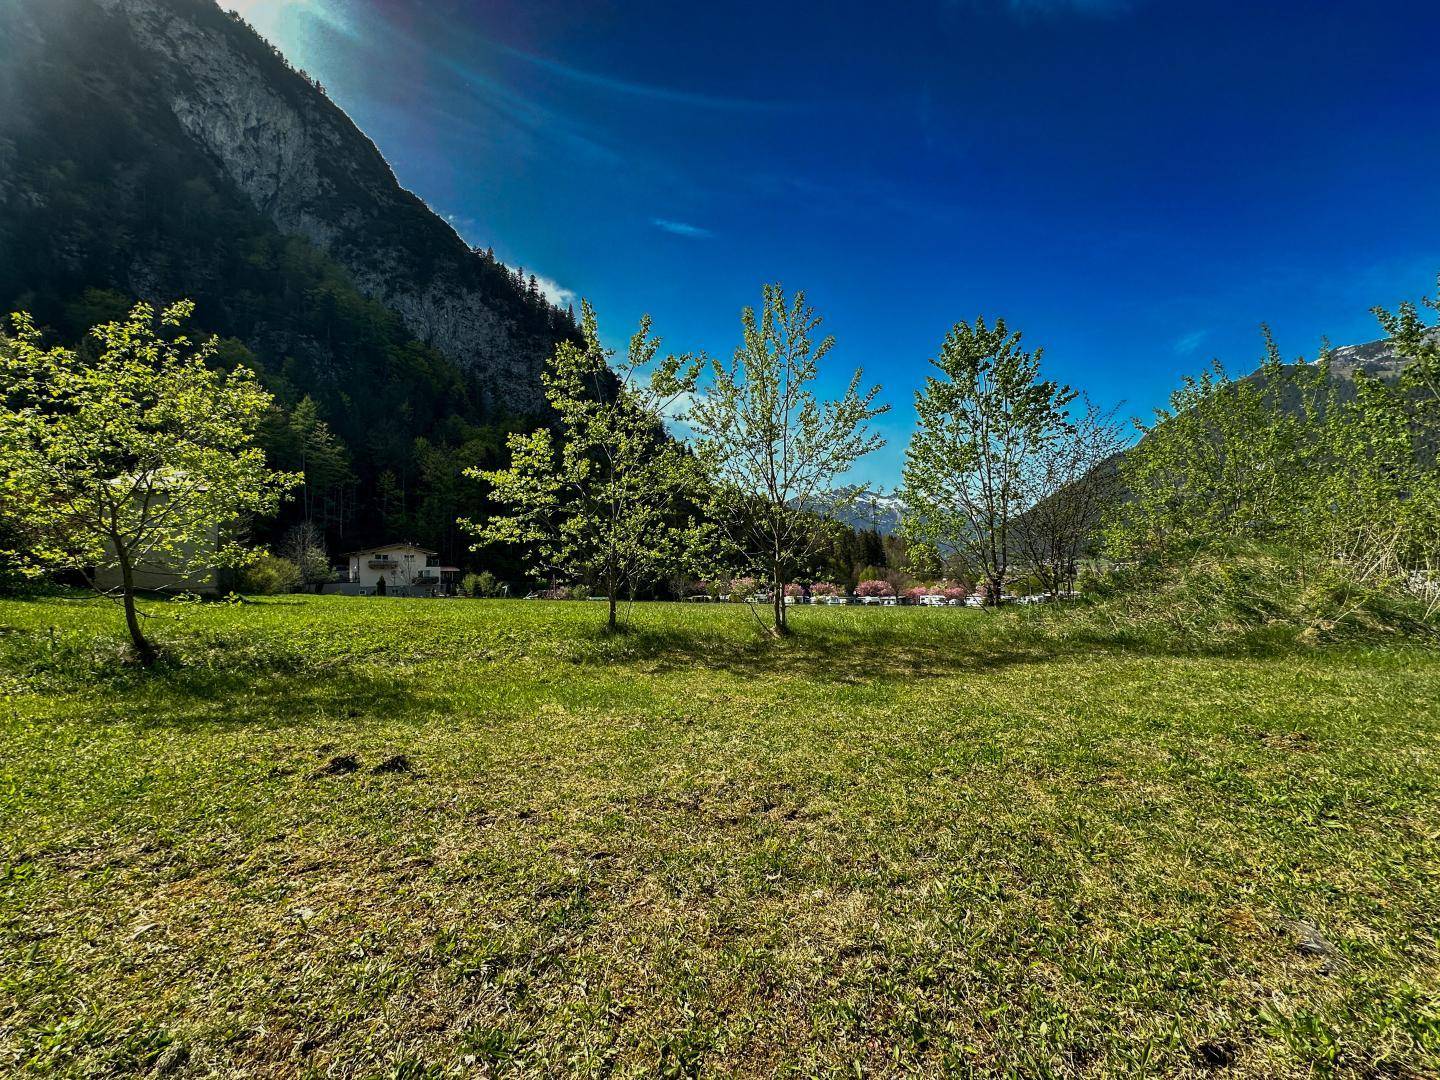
left=499, top=261, right=578, bottom=309
left=652, top=218, right=713, bottom=239
left=497, top=44, right=787, bottom=113
left=443, top=210, right=578, bottom=309
left=1174, top=329, right=1208, bottom=356
left=443, top=211, right=481, bottom=236
left=531, top=273, right=577, bottom=310
left=431, top=55, right=622, bottom=167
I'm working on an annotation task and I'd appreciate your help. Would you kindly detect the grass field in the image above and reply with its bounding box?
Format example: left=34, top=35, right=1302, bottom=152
left=2, top=594, right=1438, bottom=1077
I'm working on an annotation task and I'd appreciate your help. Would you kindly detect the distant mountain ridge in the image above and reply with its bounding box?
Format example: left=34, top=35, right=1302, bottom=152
left=1316, top=331, right=1431, bottom=384
left=808, top=487, right=907, bottom=535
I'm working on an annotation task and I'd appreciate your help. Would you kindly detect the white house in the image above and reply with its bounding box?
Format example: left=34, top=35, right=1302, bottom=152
left=345, top=543, right=443, bottom=591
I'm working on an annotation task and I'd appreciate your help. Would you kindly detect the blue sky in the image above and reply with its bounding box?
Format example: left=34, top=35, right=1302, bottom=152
left=230, top=0, right=1440, bottom=486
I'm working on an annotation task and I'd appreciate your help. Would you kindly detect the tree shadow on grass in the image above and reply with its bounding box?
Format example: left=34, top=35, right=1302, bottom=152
left=561, top=608, right=1375, bottom=685
left=3, top=625, right=427, bottom=732
left=118, top=664, right=426, bottom=732
left=8, top=602, right=1407, bottom=735
left=562, top=617, right=1065, bottom=684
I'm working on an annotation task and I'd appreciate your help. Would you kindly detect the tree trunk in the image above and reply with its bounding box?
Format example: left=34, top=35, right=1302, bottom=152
left=117, top=550, right=155, bottom=665
left=606, top=567, right=620, bottom=633
left=772, top=569, right=789, bottom=635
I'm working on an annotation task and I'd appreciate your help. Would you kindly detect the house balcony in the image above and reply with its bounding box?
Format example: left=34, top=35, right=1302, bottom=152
left=367, top=559, right=399, bottom=569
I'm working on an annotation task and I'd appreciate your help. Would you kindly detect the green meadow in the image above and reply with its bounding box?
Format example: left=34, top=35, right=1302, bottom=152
left=2, top=594, right=1438, bottom=1077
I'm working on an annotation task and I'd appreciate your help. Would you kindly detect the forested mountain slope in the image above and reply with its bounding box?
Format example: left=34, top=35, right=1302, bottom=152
left=0, top=0, right=579, bottom=563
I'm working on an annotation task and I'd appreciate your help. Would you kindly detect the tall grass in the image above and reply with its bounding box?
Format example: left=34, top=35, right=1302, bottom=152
left=1056, top=543, right=1437, bottom=651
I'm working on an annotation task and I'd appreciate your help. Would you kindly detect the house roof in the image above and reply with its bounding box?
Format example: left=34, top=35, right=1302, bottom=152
left=343, top=542, right=438, bottom=556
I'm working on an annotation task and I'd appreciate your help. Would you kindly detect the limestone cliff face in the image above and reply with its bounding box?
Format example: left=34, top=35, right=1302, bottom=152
left=86, top=0, right=557, bottom=412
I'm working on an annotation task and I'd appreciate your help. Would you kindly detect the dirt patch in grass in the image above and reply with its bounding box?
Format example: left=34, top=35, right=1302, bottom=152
left=311, top=753, right=360, bottom=777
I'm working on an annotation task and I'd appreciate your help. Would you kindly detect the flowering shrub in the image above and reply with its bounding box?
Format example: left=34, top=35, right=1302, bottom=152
left=810, top=582, right=842, bottom=597
left=539, top=585, right=573, bottom=600
left=717, top=576, right=761, bottom=601
left=905, top=585, right=932, bottom=600
left=784, top=583, right=805, bottom=598
left=936, top=579, right=970, bottom=601
left=855, top=579, right=895, bottom=597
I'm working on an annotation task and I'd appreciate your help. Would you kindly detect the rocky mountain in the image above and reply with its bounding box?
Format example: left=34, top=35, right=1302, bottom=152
left=0, top=0, right=588, bottom=567
left=808, top=487, right=907, bottom=535
left=0, top=0, right=571, bottom=414
left=1321, top=333, right=1428, bottom=383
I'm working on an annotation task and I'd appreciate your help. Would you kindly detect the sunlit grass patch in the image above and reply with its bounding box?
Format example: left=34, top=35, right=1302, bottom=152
left=1, top=594, right=1438, bottom=1076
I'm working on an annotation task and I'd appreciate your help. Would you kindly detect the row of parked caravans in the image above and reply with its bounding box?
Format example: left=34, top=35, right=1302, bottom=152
left=690, top=591, right=1077, bottom=606
left=694, top=593, right=983, bottom=606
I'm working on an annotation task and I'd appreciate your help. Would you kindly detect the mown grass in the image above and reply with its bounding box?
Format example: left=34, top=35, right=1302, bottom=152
left=1, top=594, right=1438, bottom=1077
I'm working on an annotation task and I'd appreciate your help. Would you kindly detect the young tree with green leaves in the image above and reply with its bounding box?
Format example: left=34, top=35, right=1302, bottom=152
left=1340, top=279, right=1440, bottom=581
left=1111, top=343, right=1296, bottom=558
left=0, top=301, right=298, bottom=663
left=1014, top=397, right=1127, bottom=596
left=686, top=284, right=888, bottom=635
left=1103, top=292, right=1440, bottom=597
left=1105, top=330, right=1370, bottom=565
left=901, top=317, right=1075, bottom=604
left=461, top=301, right=704, bottom=632
left=1374, top=274, right=1440, bottom=432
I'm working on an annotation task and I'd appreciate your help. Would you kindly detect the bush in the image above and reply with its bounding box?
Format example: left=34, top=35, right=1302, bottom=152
left=855, top=579, right=894, bottom=598
left=239, top=553, right=301, bottom=595
left=462, top=570, right=504, bottom=598
left=810, top=582, right=842, bottom=597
